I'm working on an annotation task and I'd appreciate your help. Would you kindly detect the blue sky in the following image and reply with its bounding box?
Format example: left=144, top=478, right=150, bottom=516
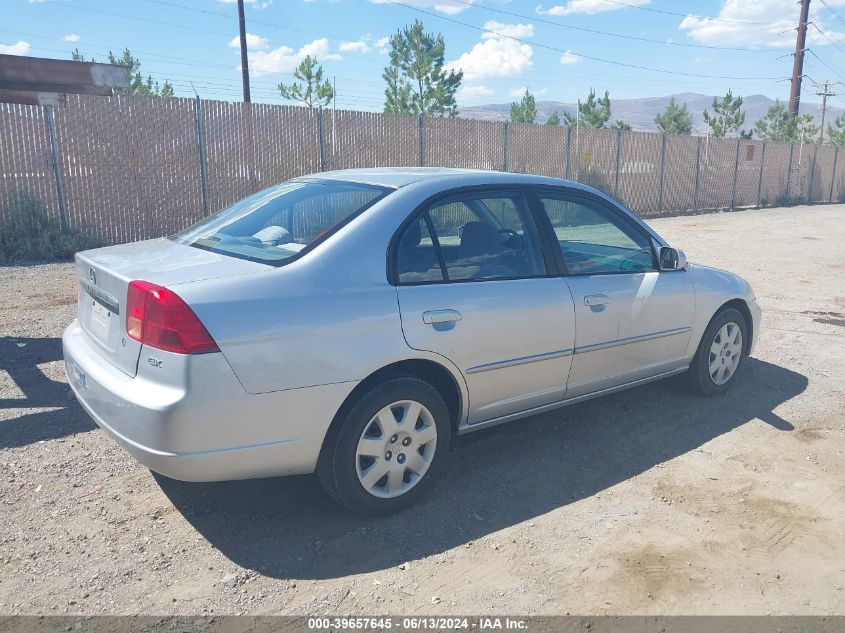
left=5, top=0, right=845, bottom=111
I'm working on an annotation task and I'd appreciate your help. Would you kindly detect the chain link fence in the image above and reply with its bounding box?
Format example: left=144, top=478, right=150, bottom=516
left=2, top=94, right=844, bottom=259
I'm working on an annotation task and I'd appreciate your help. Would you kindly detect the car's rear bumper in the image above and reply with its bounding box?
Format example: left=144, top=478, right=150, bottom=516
left=62, top=320, right=357, bottom=482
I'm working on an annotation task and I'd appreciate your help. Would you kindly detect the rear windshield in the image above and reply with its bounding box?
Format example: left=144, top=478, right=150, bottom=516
left=172, top=179, right=391, bottom=266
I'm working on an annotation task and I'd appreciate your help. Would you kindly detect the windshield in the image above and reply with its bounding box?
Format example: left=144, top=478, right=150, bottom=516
left=173, top=180, right=391, bottom=266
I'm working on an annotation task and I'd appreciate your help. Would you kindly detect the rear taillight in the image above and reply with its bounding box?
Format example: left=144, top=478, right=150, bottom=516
left=126, top=280, right=219, bottom=355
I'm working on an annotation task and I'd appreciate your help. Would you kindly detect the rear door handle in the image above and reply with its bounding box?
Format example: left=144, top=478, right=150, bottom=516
left=584, top=294, right=609, bottom=307
left=423, top=309, right=463, bottom=325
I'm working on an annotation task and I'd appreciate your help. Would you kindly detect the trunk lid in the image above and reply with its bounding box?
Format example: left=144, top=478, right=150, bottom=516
left=75, top=238, right=268, bottom=377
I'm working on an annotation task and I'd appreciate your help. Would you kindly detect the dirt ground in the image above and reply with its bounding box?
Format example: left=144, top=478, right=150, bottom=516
left=0, top=204, right=843, bottom=616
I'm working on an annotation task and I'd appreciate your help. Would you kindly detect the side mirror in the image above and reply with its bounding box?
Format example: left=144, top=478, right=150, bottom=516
left=659, top=246, right=687, bottom=271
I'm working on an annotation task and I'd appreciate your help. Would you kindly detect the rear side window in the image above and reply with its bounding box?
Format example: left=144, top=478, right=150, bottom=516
left=395, top=216, right=443, bottom=283
left=174, top=180, right=390, bottom=266
left=395, top=192, right=546, bottom=284
left=539, top=195, right=654, bottom=274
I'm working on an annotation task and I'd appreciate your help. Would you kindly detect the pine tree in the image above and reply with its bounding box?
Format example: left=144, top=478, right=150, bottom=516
left=278, top=56, right=334, bottom=109
left=754, top=100, right=817, bottom=142
left=382, top=20, right=462, bottom=117
left=546, top=111, right=561, bottom=126
left=828, top=112, right=845, bottom=145
left=562, top=89, right=612, bottom=128
left=654, top=97, right=693, bottom=135
left=510, top=89, right=537, bottom=124
left=703, top=90, right=748, bottom=137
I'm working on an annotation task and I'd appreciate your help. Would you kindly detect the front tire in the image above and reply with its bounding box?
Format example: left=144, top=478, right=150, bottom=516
left=317, top=376, right=451, bottom=515
left=686, top=307, right=748, bottom=396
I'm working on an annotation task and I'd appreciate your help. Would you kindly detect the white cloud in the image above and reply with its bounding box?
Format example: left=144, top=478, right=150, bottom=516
left=339, top=35, right=390, bottom=55
left=537, top=0, right=649, bottom=16
left=679, top=0, right=845, bottom=47
left=461, top=84, right=494, bottom=97
left=457, top=84, right=495, bottom=105
left=448, top=22, right=533, bottom=81
left=375, top=36, right=390, bottom=54
left=63, top=34, right=80, bottom=42
left=248, top=38, right=341, bottom=76
left=0, top=40, right=30, bottom=55
left=559, top=50, right=580, bottom=64
left=508, top=86, right=547, bottom=97
left=26, top=0, right=46, bottom=3
left=228, top=33, right=269, bottom=50
left=369, top=0, right=476, bottom=15
left=481, top=21, right=534, bottom=39
left=339, top=40, right=371, bottom=54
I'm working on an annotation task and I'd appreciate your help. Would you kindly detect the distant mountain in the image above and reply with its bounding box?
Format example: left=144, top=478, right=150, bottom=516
left=459, top=92, right=842, bottom=135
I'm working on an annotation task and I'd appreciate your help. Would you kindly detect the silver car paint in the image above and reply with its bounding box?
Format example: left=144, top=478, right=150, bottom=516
left=63, top=168, right=761, bottom=482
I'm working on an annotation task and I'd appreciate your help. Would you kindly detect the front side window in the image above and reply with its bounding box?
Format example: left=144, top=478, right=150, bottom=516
left=538, top=194, right=654, bottom=274
left=174, top=180, right=390, bottom=266
left=396, top=192, right=546, bottom=283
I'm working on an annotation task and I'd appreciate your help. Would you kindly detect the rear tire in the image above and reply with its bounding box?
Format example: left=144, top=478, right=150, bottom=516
left=317, top=376, right=450, bottom=515
left=685, top=307, right=748, bottom=396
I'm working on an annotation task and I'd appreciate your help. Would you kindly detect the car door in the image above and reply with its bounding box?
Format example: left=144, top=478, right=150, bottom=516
left=531, top=189, right=695, bottom=398
left=393, top=189, right=576, bottom=425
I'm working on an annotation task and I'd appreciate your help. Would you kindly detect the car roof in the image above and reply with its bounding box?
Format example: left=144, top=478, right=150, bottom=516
left=295, top=167, right=590, bottom=190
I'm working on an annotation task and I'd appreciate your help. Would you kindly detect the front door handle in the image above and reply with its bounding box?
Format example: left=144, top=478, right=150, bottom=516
left=584, top=294, right=609, bottom=307
left=423, top=309, right=463, bottom=325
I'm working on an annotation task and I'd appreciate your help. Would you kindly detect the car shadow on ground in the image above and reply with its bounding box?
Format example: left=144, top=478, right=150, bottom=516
left=157, top=357, right=806, bottom=581
left=0, top=336, right=95, bottom=449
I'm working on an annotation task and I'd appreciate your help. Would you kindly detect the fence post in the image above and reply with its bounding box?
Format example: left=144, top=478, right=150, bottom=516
left=808, top=144, right=818, bottom=203
left=318, top=107, right=326, bottom=171
left=418, top=114, right=425, bottom=167
left=44, top=106, right=69, bottom=230
left=785, top=143, right=794, bottom=203
left=830, top=146, right=839, bottom=202
left=565, top=125, right=572, bottom=179
left=657, top=133, right=667, bottom=212
left=756, top=141, right=766, bottom=208
left=503, top=121, right=510, bottom=171
left=730, top=138, right=740, bottom=210
left=194, top=96, right=210, bottom=216
left=692, top=136, right=701, bottom=212
left=613, top=126, right=622, bottom=197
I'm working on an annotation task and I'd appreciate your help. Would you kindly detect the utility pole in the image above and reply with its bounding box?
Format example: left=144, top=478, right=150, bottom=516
left=815, top=80, right=840, bottom=144
left=789, top=0, right=811, bottom=116
left=237, top=0, right=251, bottom=102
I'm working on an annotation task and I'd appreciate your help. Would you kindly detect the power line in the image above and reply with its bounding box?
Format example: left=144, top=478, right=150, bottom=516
left=136, top=0, right=370, bottom=43
left=444, top=0, right=788, bottom=52
left=818, top=0, right=845, bottom=30
left=807, top=49, right=845, bottom=84
left=382, top=0, right=783, bottom=80
left=42, top=0, right=232, bottom=37
left=542, top=0, right=774, bottom=25
left=808, top=21, right=845, bottom=60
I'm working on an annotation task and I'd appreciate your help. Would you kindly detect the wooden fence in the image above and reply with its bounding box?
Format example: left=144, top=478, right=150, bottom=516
left=1, top=94, right=843, bottom=253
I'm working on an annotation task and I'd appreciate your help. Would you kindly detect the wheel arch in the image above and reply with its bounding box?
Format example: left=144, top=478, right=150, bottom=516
left=319, top=358, right=467, bottom=466
left=712, top=298, right=753, bottom=354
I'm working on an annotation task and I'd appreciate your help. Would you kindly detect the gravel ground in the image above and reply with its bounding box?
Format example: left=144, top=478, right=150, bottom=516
left=0, top=204, right=843, bottom=616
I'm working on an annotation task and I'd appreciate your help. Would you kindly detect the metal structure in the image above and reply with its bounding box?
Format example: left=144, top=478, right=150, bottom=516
left=0, top=54, right=129, bottom=106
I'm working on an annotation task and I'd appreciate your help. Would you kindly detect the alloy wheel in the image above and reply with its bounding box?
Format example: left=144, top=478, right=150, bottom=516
left=708, top=321, right=743, bottom=385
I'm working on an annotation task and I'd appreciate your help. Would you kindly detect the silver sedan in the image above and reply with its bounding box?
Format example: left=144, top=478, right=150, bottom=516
left=63, top=168, right=761, bottom=514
